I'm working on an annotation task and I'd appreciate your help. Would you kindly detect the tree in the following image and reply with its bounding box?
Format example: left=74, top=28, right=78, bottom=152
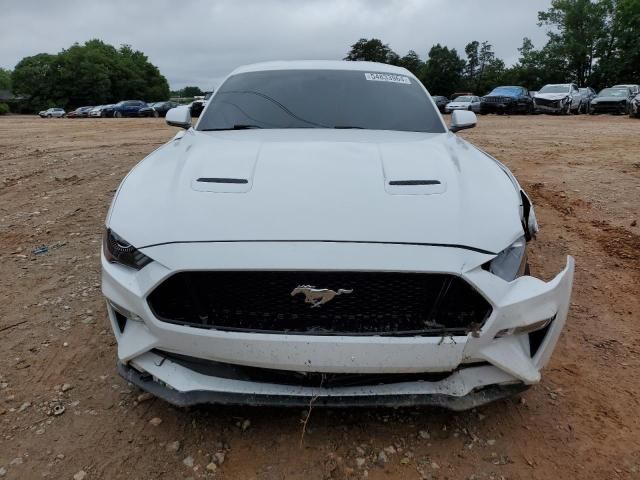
left=396, top=50, right=423, bottom=75
left=11, top=53, right=57, bottom=109
left=420, top=44, right=465, bottom=96
left=344, top=38, right=397, bottom=63
left=463, top=41, right=480, bottom=84
left=11, top=39, right=169, bottom=110
left=0, top=68, right=11, bottom=91
left=181, top=86, right=204, bottom=97
left=538, top=0, right=607, bottom=85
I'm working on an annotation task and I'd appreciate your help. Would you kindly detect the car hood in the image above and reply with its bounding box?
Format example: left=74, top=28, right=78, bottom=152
left=108, top=129, right=523, bottom=254
left=535, top=93, right=569, bottom=100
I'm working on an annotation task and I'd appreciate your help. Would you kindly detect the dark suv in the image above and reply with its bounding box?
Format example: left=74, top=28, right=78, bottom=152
left=480, top=86, right=533, bottom=114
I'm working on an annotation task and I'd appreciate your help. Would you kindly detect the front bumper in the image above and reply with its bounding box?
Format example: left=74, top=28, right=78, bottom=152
left=591, top=103, right=626, bottom=114
left=102, top=242, right=574, bottom=409
left=480, top=102, right=514, bottom=113
left=534, top=102, right=564, bottom=113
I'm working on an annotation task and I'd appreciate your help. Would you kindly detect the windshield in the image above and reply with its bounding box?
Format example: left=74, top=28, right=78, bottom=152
left=539, top=85, right=569, bottom=94
left=489, top=86, right=522, bottom=96
left=197, top=69, right=445, bottom=133
left=599, top=88, right=628, bottom=97
left=452, top=96, right=472, bottom=102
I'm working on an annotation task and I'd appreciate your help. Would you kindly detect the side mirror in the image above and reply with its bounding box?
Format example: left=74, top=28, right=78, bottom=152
left=449, top=110, right=477, bottom=132
left=166, top=106, right=191, bottom=129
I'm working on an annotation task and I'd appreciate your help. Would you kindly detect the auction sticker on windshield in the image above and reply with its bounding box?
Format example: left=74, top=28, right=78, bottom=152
left=364, top=73, right=411, bottom=84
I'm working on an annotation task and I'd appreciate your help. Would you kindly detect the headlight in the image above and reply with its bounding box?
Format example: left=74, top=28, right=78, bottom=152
left=487, top=236, right=527, bottom=281
left=103, top=228, right=153, bottom=270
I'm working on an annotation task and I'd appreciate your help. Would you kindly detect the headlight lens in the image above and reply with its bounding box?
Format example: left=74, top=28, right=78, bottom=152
left=488, top=236, right=527, bottom=281
left=103, top=229, right=153, bottom=270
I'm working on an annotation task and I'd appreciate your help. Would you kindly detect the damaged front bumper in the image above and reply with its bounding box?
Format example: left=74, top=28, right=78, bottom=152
left=102, top=242, right=574, bottom=410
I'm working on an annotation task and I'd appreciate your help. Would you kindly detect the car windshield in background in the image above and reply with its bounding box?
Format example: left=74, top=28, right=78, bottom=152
left=599, top=88, right=627, bottom=97
left=453, top=96, right=472, bottom=102
left=197, top=69, right=445, bottom=133
left=539, top=85, right=569, bottom=93
left=489, top=87, right=522, bottom=96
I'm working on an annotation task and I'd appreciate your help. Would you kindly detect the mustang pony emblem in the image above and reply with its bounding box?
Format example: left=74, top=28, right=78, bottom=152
left=291, top=285, right=353, bottom=308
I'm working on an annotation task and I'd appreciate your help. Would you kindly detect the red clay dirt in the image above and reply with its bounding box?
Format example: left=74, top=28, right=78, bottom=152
left=0, top=114, right=639, bottom=479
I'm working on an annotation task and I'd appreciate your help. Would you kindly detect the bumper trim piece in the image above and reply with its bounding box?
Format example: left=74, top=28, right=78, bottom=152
left=118, top=361, right=528, bottom=410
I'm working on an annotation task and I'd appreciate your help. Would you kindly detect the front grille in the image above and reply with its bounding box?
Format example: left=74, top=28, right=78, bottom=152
left=482, top=96, right=513, bottom=104
left=147, top=271, right=492, bottom=336
left=535, top=98, right=561, bottom=108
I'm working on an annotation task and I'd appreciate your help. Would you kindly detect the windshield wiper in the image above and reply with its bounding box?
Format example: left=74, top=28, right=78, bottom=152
left=202, top=124, right=263, bottom=131
left=334, top=125, right=364, bottom=129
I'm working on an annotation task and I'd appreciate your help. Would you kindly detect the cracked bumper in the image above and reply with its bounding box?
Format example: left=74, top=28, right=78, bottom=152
left=102, top=242, right=574, bottom=409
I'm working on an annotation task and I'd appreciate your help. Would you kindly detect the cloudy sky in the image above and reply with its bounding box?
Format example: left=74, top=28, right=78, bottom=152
left=1, top=0, right=553, bottom=90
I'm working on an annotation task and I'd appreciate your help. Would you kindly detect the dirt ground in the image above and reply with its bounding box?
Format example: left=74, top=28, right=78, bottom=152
left=0, top=114, right=639, bottom=480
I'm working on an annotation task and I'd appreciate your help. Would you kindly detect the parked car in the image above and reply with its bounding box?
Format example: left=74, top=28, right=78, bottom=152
left=104, top=61, right=574, bottom=410
left=39, top=107, right=65, bottom=118
left=533, top=84, right=581, bottom=114
left=138, top=101, right=181, bottom=118
left=445, top=95, right=481, bottom=113
left=89, top=105, right=113, bottom=117
left=578, top=87, right=597, bottom=113
left=431, top=95, right=449, bottom=113
left=67, top=106, right=94, bottom=118
left=103, top=100, right=148, bottom=118
left=590, top=87, right=633, bottom=115
left=480, top=86, right=533, bottom=114
left=189, top=92, right=213, bottom=117
left=612, top=84, right=640, bottom=97
left=629, top=93, right=640, bottom=118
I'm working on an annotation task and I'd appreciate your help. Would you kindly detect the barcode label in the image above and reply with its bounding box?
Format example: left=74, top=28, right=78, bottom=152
left=364, top=73, right=411, bottom=84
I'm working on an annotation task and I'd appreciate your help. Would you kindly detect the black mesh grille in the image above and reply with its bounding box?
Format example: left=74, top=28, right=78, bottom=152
left=147, top=271, right=492, bottom=336
left=482, top=96, right=513, bottom=104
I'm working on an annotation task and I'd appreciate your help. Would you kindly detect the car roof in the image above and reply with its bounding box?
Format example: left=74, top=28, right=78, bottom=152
left=230, top=60, right=412, bottom=76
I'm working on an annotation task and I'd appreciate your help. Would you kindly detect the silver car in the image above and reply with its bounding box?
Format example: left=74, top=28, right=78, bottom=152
left=445, top=95, right=481, bottom=113
left=39, top=107, right=66, bottom=118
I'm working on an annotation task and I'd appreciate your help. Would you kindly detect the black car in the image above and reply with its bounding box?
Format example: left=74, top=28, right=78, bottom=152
left=138, top=101, right=180, bottom=118
left=190, top=91, right=214, bottom=117
left=590, top=87, right=633, bottom=115
left=102, top=100, right=148, bottom=118
left=480, top=86, right=533, bottom=114
left=431, top=95, right=449, bottom=113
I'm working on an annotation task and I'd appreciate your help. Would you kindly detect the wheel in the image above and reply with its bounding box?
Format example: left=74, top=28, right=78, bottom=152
left=114, top=111, right=122, bottom=118
left=46, top=114, right=52, bottom=118
left=153, top=110, right=159, bottom=118
left=527, top=104, right=534, bottom=115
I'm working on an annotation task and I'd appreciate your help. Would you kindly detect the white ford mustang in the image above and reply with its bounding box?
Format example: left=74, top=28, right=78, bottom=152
left=102, top=61, right=574, bottom=410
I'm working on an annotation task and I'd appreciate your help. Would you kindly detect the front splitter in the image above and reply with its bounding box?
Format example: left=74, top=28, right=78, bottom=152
left=118, top=362, right=528, bottom=411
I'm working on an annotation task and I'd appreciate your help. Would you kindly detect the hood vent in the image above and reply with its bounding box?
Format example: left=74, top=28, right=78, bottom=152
left=197, top=177, right=248, bottom=184
left=389, top=180, right=441, bottom=186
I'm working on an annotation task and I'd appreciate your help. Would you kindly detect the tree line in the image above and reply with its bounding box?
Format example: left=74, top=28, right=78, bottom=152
left=345, top=0, right=640, bottom=96
left=6, top=39, right=169, bottom=112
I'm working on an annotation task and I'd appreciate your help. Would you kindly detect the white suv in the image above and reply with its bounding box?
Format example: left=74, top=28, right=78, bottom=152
left=38, top=107, right=65, bottom=118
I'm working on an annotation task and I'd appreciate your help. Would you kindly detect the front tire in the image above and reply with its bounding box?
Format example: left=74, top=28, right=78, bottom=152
left=46, top=114, right=52, bottom=118
left=153, top=110, right=159, bottom=118
left=114, top=111, right=122, bottom=118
